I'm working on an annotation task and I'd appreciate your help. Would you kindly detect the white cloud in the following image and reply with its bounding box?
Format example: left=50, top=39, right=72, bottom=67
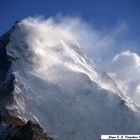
left=107, top=51, right=140, bottom=105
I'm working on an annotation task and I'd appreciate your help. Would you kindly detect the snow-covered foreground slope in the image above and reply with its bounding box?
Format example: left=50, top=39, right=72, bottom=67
left=1, top=17, right=140, bottom=140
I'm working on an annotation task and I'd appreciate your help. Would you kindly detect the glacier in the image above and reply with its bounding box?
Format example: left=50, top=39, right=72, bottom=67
left=0, top=17, right=140, bottom=140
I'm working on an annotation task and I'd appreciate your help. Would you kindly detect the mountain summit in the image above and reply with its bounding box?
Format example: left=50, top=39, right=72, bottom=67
left=0, top=18, right=140, bottom=140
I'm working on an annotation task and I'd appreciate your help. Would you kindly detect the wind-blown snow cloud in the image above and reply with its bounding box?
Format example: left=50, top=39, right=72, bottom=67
left=11, top=15, right=140, bottom=105
left=17, top=15, right=130, bottom=61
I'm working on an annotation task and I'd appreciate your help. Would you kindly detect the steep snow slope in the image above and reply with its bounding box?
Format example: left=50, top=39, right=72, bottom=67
left=1, top=18, right=140, bottom=140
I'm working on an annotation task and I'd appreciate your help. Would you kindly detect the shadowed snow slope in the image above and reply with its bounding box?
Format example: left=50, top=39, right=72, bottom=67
left=1, top=17, right=140, bottom=140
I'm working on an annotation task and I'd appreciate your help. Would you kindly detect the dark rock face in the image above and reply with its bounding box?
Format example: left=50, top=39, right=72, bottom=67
left=0, top=28, right=14, bottom=109
left=0, top=121, right=53, bottom=140
left=0, top=109, right=25, bottom=126
left=0, top=28, right=11, bottom=81
left=0, top=109, right=53, bottom=140
left=0, top=24, right=54, bottom=140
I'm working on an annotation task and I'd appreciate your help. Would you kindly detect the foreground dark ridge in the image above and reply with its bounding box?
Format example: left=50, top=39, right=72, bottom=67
left=0, top=23, right=54, bottom=140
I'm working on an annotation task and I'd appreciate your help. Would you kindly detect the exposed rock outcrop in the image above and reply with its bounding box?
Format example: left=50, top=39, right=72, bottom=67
left=0, top=120, right=53, bottom=140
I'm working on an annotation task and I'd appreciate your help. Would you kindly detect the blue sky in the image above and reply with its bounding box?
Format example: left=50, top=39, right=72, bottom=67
left=0, top=0, right=140, bottom=36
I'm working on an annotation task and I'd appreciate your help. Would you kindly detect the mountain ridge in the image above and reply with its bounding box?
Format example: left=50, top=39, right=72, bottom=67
left=0, top=19, right=140, bottom=140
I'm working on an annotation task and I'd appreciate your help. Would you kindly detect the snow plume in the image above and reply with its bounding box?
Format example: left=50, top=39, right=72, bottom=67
left=8, top=15, right=140, bottom=106
left=8, top=16, right=118, bottom=94
left=9, top=16, right=96, bottom=82
left=10, top=16, right=129, bottom=62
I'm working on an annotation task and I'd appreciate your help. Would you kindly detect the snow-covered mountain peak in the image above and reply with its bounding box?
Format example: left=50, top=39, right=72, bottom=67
left=6, top=18, right=124, bottom=95
left=1, top=17, right=140, bottom=140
